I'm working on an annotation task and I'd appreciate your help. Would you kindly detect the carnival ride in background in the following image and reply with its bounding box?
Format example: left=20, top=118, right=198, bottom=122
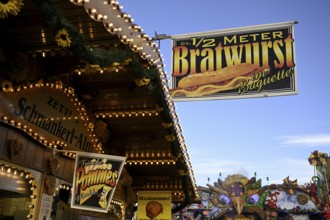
left=188, top=150, right=330, bottom=220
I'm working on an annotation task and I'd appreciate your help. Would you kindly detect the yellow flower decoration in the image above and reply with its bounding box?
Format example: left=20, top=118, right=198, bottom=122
left=0, top=0, right=24, bottom=19
left=55, top=28, right=72, bottom=48
left=135, top=77, right=150, bottom=86
left=1, top=80, right=13, bottom=92
left=156, top=106, right=164, bottom=112
left=161, top=122, right=173, bottom=128
left=112, top=62, right=120, bottom=67
left=123, top=58, right=132, bottom=65
left=178, top=169, right=189, bottom=176
left=164, top=134, right=176, bottom=142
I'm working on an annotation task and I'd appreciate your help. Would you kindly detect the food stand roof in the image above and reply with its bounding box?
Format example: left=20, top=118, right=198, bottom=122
left=0, top=0, right=199, bottom=207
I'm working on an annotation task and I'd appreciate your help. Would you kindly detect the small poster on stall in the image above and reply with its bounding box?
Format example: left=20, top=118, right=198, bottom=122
left=70, top=152, right=126, bottom=213
left=38, top=193, right=53, bottom=220
left=137, top=191, right=172, bottom=220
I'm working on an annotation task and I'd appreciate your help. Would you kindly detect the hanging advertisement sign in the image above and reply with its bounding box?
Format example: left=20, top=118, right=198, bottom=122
left=137, top=191, right=172, bottom=220
left=170, top=21, right=298, bottom=101
left=71, top=152, right=126, bottom=213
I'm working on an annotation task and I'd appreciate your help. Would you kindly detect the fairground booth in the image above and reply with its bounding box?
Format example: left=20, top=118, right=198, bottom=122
left=0, top=0, right=199, bottom=219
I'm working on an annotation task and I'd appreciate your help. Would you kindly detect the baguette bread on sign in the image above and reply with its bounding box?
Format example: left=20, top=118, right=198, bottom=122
left=171, top=63, right=268, bottom=98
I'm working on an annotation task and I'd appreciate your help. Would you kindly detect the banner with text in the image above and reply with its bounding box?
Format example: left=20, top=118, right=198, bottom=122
left=137, top=191, right=172, bottom=220
left=0, top=84, right=99, bottom=152
left=170, top=21, right=297, bottom=101
left=71, top=152, right=126, bottom=213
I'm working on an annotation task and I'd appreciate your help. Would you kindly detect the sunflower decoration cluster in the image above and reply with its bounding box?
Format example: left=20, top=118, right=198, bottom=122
left=178, top=169, right=189, bottom=176
left=135, top=77, right=150, bottom=86
left=0, top=0, right=24, bottom=19
left=55, top=28, right=72, bottom=48
left=164, top=134, right=176, bottom=142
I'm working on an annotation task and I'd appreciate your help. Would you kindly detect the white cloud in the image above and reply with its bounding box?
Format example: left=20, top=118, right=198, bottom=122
left=191, top=157, right=315, bottom=186
left=281, top=134, right=330, bottom=146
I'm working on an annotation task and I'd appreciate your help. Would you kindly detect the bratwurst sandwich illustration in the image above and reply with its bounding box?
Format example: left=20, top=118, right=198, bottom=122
left=170, top=63, right=269, bottom=98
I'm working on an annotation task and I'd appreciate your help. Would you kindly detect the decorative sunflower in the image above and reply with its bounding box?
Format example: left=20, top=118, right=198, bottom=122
left=1, top=80, right=13, bottom=92
left=123, top=58, right=132, bottom=65
left=55, top=28, right=72, bottom=48
left=161, top=122, right=172, bottom=129
left=135, top=77, right=150, bottom=86
left=0, top=0, right=24, bottom=19
left=111, top=62, right=120, bottom=67
left=155, top=106, right=164, bottom=112
left=164, top=134, right=176, bottom=142
left=178, top=169, right=189, bottom=176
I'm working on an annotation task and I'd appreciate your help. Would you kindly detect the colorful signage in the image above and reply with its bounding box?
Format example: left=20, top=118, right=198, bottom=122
left=137, top=191, right=172, bottom=220
left=170, top=21, right=297, bottom=101
left=71, top=152, right=126, bottom=213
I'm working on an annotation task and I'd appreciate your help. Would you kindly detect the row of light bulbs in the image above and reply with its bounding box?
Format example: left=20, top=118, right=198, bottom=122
left=0, top=163, right=37, bottom=219
left=140, top=182, right=183, bottom=190
left=1, top=81, right=104, bottom=153
left=69, top=0, right=198, bottom=196
left=95, top=111, right=159, bottom=118
left=54, top=183, right=124, bottom=215
left=126, top=151, right=172, bottom=158
left=125, top=160, right=176, bottom=166
left=70, top=0, right=164, bottom=71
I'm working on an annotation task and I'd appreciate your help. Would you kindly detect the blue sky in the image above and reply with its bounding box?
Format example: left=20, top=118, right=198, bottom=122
left=119, top=0, right=330, bottom=186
